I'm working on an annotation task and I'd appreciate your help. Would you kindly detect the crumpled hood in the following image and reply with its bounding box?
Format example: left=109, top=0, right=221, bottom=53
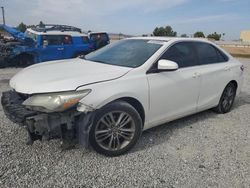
left=0, top=24, right=34, bottom=45
left=10, top=58, right=132, bottom=94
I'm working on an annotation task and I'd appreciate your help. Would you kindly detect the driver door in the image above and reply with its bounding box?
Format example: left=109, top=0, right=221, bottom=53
left=146, top=42, right=201, bottom=128
left=40, top=35, right=64, bottom=61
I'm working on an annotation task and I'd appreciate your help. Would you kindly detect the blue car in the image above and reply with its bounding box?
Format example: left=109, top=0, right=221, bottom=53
left=88, top=32, right=110, bottom=50
left=0, top=24, right=94, bottom=67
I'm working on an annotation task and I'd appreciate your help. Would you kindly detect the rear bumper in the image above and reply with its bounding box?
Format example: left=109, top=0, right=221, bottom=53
left=1, top=90, right=94, bottom=147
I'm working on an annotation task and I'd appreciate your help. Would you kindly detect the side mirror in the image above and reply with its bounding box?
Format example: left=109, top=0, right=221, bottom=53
left=158, top=59, right=178, bottom=71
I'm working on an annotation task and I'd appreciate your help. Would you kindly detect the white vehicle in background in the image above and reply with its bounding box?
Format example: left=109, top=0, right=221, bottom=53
left=1, top=37, right=244, bottom=156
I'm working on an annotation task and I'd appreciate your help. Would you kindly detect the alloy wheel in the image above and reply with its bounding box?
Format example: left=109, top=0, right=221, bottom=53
left=221, top=85, right=235, bottom=112
left=95, top=111, right=136, bottom=151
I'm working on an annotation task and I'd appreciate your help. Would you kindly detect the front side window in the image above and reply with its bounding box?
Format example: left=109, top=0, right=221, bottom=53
left=194, top=42, right=228, bottom=65
left=62, top=35, right=72, bottom=45
left=160, top=42, right=197, bottom=68
left=84, top=39, right=162, bottom=68
left=42, top=35, right=72, bottom=45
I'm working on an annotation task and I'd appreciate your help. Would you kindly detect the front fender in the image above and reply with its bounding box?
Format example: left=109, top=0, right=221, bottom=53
left=76, top=75, right=149, bottom=122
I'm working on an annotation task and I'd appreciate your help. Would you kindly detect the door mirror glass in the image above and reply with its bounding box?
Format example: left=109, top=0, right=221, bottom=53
left=158, top=59, right=178, bottom=71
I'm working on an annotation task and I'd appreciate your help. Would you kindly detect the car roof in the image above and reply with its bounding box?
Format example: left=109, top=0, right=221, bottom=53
left=26, top=28, right=88, bottom=37
left=128, top=36, right=209, bottom=43
left=88, top=32, right=108, bottom=35
left=126, top=36, right=231, bottom=58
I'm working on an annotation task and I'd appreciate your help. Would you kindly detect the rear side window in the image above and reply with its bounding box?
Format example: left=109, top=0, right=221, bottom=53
left=100, top=33, right=109, bottom=41
left=194, top=42, right=228, bottom=65
left=160, top=42, right=197, bottom=68
left=42, top=35, right=62, bottom=45
left=90, top=33, right=109, bottom=41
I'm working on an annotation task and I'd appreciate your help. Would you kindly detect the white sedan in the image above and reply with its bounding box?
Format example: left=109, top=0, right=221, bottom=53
left=1, top=37, right=244, bottom=156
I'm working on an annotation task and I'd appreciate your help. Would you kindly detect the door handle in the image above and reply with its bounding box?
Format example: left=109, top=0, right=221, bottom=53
left=192, top=72, right=201, bottom=78
left=57, top=48, right=64, bottom=51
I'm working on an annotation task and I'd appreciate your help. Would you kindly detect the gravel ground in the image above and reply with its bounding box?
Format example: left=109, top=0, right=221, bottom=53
left=0, top=58, right=249, bottom=188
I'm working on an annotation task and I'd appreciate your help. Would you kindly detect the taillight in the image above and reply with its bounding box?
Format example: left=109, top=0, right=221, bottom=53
left=240, top=65, right=244, bottom=71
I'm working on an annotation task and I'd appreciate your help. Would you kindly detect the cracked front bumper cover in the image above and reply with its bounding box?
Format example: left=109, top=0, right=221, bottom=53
left=1, top=90, right=95, bottom=148
left=1, top=91, right=37, bottom=125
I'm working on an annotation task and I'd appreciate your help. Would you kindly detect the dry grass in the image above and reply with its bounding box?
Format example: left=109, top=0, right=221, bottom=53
left=220, top=46, right=250, bottom=58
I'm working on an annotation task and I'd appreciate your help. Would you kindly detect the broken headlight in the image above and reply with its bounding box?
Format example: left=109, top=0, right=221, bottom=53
left=23, top=90, right=91, bottom=113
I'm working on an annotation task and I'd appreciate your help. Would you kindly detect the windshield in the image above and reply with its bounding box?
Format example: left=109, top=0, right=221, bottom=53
left=84, top=39, right=162, bottom=68
left=25, top=31, right=37, bottom=42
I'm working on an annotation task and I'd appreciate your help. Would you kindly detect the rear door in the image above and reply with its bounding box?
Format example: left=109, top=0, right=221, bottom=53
left=40, top=35, right=64, bottom=61
left=194, top=42, right=232, bottom=111
left=147, top=42, right=201, bottom=127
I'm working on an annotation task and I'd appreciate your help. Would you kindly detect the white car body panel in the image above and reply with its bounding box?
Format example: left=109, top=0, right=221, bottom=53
left=197, top=62, right=232, bottom=111
left=9, top=37, right=244, bottom=131
left=77, top=70, right=150, bottom=126
left=10, top=58, right=131, bottom=94
left=146, top=66, right=201, bottom=129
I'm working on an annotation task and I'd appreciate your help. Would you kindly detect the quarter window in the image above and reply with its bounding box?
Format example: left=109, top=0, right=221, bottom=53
left=160, top=42, right=197, bottom=68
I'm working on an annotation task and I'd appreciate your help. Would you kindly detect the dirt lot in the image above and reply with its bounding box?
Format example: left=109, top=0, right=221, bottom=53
left=220, top=46, right=250, bottom=58
left=0, top=58, right=249, bottom=188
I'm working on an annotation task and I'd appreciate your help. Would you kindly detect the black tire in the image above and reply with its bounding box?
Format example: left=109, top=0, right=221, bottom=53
left=213, top=82, right=237, bottom=114
left=12, top=54, right=34, bottom=68
left=0, top=58, right=7, bottom=68
left=89, top=101, right=142, bottom=156
left=73, top=52, right=86, bottom=58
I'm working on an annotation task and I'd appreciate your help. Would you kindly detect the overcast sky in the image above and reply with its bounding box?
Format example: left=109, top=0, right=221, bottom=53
left=1, top=0, right=249, bottom=40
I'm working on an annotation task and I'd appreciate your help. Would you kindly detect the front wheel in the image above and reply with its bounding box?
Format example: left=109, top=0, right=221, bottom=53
left=89, top=101, right=142, bottom=156
left=214, top=82, right=237, bottom=114
left=12, top=54, right=34, bottom=68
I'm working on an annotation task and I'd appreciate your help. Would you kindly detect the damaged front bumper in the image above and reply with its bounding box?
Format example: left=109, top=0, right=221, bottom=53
left=1, top=90, right=95, bottom=148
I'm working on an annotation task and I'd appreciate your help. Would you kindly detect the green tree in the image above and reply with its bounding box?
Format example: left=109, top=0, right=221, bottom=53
left=38, top=21, right=45, bottom=28
left=194, top=31, right=205, bottom=38
left=153, top=26, right=177, bottom=37
left=181, top=34, right=188, bottom=38
left=27, top=24, right=35, bottom=29
left=207, top=32, right=221, bottom=41
left=16, top=22, right=27, bottom=32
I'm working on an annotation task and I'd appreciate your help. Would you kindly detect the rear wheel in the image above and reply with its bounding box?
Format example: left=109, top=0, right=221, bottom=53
left=214, top=82, right=237, bottom=114
left=89, top=101, right=142, bottom=156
